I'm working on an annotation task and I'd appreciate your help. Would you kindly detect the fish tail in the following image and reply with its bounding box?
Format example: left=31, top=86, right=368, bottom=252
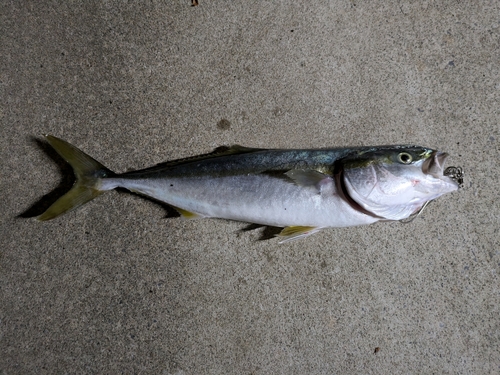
left=38, top=135, right=115, bottom=221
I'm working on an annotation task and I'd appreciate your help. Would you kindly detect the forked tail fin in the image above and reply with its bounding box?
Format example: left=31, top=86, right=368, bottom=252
left=38, top=135, right=115, bottom=221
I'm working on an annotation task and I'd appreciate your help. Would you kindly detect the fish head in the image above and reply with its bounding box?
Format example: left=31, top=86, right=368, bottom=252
left=341, top=146, right=459, bottom=220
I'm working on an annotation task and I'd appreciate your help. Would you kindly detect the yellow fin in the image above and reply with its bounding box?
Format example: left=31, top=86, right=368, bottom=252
left=39, top=185, right=103, bottom=221
left=277, top=226, right=321, bottom=243
left=172, top=206, right=202, bottom=219
left=38, top=135, right=113, bottom=221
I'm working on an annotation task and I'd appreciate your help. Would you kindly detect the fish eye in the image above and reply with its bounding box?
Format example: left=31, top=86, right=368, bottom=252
left=398, top=152, right=413, bottom=164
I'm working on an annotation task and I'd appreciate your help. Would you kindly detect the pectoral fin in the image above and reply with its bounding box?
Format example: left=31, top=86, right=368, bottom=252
left=284, top=170, right=332, bottom=193
left=277, top=226, right=322, bottom=243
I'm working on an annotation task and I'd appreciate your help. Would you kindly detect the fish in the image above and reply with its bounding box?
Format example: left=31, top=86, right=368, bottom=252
left=37, top=135, right=461, bottom=242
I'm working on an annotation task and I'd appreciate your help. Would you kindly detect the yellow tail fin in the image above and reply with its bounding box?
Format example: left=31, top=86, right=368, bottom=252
left=38, top=135, right=114, bottom=221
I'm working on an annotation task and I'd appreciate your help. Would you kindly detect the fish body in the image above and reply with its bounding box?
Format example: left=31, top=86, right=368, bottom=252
left=38, top=136, right=460, bottom=242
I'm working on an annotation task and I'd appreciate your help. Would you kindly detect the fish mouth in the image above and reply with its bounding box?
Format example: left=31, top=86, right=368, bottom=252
left=422, top=151, right=449, bottom=178
left=421, top=150, right=462, bottom=190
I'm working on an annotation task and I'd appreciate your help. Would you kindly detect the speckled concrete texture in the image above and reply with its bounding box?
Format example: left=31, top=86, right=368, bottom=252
left=1, top=1, right=499, bottom=374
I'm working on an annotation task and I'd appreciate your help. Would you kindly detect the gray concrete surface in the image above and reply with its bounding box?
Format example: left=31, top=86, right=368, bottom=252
left=1, top=1, right=499, bottom=374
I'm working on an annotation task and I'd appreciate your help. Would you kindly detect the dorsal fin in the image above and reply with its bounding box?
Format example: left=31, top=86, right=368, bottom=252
left=145, top=145, right=265, bottom=170
left=225, top=145, right=263, bottom=154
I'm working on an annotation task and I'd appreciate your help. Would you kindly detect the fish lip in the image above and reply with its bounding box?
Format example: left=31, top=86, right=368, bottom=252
left=422, top=151, right=448, bottom=176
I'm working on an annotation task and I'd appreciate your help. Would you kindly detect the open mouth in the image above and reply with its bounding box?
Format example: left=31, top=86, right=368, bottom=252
left=422, top=151, right=464, bottom=188
left=422, top=151, right=448, bottom=177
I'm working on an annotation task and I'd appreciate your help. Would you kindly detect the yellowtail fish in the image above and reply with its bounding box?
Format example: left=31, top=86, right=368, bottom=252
left=38, top=135, right=461, bottom=242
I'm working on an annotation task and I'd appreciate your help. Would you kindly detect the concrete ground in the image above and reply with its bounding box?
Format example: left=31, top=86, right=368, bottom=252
left=1, top=1, right=499, bottom=374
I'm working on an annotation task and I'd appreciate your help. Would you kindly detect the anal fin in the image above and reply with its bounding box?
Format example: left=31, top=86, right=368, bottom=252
left=277, top=226, right=321, bottom=243
left=172, top=206, right=203, bottom=219
left=126, top=187, right=202, bottom=220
